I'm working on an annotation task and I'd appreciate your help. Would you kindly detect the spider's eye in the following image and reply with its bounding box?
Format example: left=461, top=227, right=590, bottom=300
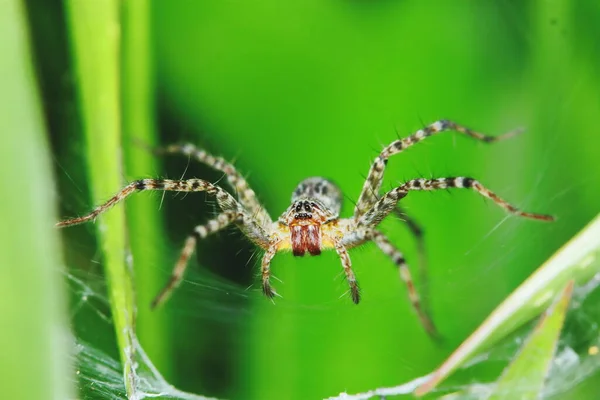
left=304, top=202, right=311, bottom=212
left=295, top=203, right=302, bottom=213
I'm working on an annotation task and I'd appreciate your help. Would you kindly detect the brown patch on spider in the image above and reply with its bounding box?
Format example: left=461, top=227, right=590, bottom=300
left=290, top=224, right=322, bottom=256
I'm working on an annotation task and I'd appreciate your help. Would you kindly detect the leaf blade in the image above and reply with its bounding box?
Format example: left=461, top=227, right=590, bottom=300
left=416, top=214, right=600, bottom=396
left=0, top=0, right=74, bottom=398
left=487, top=281, right=574, bottom=400
left=65, top=0, right=138, bottom=396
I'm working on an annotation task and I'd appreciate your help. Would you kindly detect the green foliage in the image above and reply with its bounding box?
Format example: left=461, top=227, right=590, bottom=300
left=0, top=1, right=72, bottom=398
left=11, top=1, right=600, bottom=399
left=416, top=215, right=600, bottom=396
left=121, top=0, right=173, bottom=375
left=487, top=281, right=573, bottom=400
left=65, top=0, right=137, bottom=395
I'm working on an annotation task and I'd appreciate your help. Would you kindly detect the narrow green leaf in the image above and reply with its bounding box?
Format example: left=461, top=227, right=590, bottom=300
left=487, top=281, right=574, bottom=400
left=416, top=214, right=600, bottom=395
left=65, top=0, right=137, bottom=396
left=0, top=1, right=73, bottom=399
left=122, top=0, right=172, bottom=375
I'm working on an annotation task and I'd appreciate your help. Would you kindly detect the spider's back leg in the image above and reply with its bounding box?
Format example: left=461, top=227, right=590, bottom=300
left=156, top=143, right=272, bottom=225
left=151, top=211, right=238, bottom=309
left=370, top=230, right=439, bottom=338
left=392, top=206, right=430, bottom=316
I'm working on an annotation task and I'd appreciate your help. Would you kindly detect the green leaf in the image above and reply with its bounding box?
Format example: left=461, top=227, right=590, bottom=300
left=0, top=1, right=73, bottom=398
left=121, top=0, right=173, bottom=376
left=487, top=281, right=574, bottom=400
left=416, top=214, right=600, bottom=395
left=65, top=0, right=137, bottom=396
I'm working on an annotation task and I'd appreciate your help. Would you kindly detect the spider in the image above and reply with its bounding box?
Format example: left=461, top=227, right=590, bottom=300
left=57, top=120, right=553, bottom=336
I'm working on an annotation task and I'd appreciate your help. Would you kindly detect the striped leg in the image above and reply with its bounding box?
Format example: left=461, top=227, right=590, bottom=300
left=56, top=178, right=271, bottom=248
left=156, top=143, right=271, bottom=225
left=354, top=120, right=522, bottom=219
left=151, top=211, right=238, bottom=309
left=392, top=206, right=430, bottom=315
left=359, top=177, right=554, bottom=228
left=333, top=238, right=360, bottom=304
left=371, top=230, right=438, bottom=338
left=261, top=243, right=278, bottom=299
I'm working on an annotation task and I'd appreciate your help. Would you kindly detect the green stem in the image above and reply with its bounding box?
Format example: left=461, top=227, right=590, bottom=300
left=122, top=0, right=172, bottom=376
left=66, top=0, right=137, bottom=396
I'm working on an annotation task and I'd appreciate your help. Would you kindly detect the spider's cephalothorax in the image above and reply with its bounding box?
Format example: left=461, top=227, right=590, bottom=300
left=291, top=177, right=342, bottom=216
left=57, top=120, right=554, bottom=338
left=280, top=178, right=342, bottom=256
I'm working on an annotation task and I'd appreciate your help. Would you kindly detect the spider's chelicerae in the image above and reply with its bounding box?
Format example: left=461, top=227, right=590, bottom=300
left=57, top=120, right=553, bottom=336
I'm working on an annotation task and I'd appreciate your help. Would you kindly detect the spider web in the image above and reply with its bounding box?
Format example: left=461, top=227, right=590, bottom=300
left=58, top=111, right=600, bottom=399
left=329, top=273, right=600, bottom=399
left=62, top=236, right=600, bottom=400
left=66, top=268, right=216, bottom=400
left=35, top=0, right=600, bottom=396
left=58, top=112, right=600, bottom=399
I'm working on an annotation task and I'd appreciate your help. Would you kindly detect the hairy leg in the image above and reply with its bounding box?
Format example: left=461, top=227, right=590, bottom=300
left=370, top=230, right=438, bottom=337
left=151, top=211, right=238, bottom=309
left=156, top=143, right=271, bottom=225
left=354, top=120, right=522, bottom=219
left=333, top=238, right=360, bottom=304
left=358, top=177, right=554, bottom=228
left=261, top=243, right=279, bottom=299
left=393, top=206, right=430, bottom=315
left=56, top=178, right=271, bottom=248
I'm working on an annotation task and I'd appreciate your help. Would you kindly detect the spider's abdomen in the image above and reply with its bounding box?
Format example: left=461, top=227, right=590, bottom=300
left=291, top=224, right=321, bottom=256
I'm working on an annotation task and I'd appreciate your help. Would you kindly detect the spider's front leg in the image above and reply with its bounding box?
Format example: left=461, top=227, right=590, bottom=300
left=333, top=238, right=360, bottom=304
left=57, top=178, right=274, bottom=306
left=358, top=177, right=554, bottom=228
left=57, top=178, right=240, bottom=227
left=260, top=232, right=359, bottom=303
left=261, top=242, right=279, bottom=299
left=354, top=120, right=523, bottom=220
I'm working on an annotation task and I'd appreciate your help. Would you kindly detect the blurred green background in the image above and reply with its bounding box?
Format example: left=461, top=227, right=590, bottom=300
left=12, top=0, right=600, bottom=399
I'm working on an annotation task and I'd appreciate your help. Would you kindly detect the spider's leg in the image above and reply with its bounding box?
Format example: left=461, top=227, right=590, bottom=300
left=156, top=143, right=271, bottom=225
left=56, top=178, right=272, bottom=247
left=392, top=206, right=430, bottom=315
left=151, top=211, right=238, bottom=309
left=359, top=177, right=554, bottom=228
left=354, top=120, right=522, bottom=220
left=330, top=236, right=360, bottom=304
left=370, top=230, right=438, bottom=338
left=393, top=206, right=424, bottom=240
left=57, top=182, right=139, bottom=227
left=261, top=243, right=279, bottom=299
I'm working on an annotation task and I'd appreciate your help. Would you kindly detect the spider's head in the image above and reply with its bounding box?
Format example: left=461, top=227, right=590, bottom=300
left=290, top=177, right=342, bottom=217
left=287, top=177, right=342, bottom=223
left=280, top=178, right=342, bottom=256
